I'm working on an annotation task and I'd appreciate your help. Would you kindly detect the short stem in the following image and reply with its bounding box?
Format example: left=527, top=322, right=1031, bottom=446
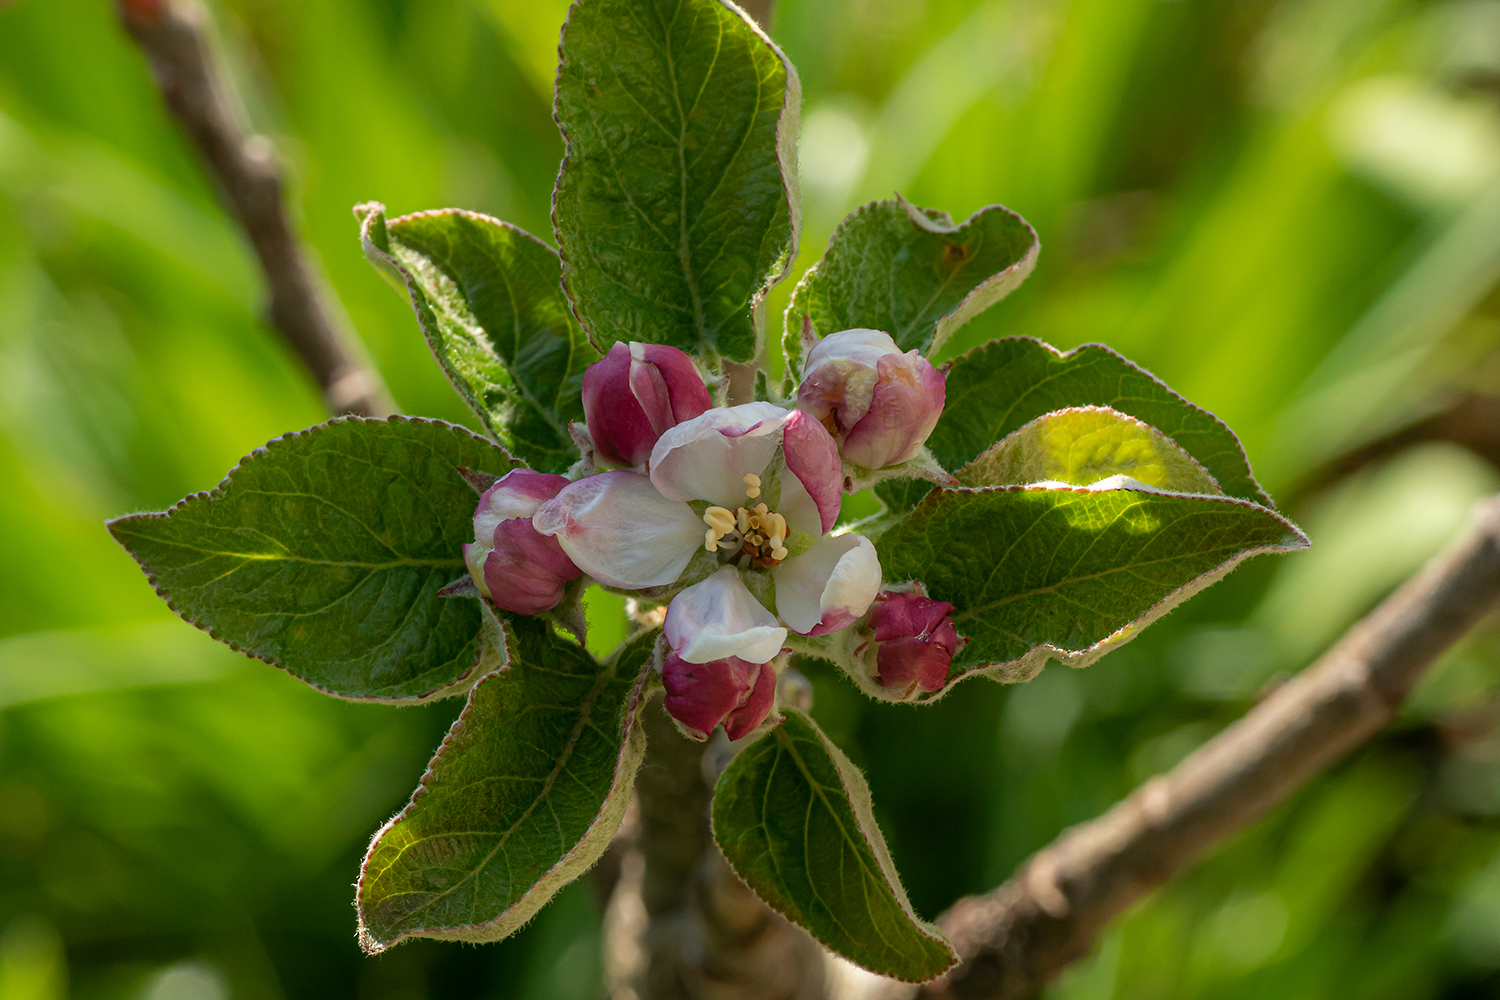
left=724, top=360, right=759, bottom=406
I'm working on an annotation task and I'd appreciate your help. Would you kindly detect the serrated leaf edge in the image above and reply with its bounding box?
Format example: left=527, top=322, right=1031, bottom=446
left=711, top=708, right=959, bottom=982
left=876, top=483, right=1309, bottom=704
left=105, top=415, right=512, bottom=705
left=781, top=197, right=1039, bottom=386
left=356, top=623, right=655, bottom=952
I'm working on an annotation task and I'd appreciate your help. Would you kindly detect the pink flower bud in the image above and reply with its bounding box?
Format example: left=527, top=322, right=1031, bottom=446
left=796, top=329, right=946, bottom=470
left=662, top=652, right=778, bottom=740
left=582, top=341, right=712, bottom=468
left=863, top=591, right=960, bottom=694
left=463, top=470, right=582, bottom=616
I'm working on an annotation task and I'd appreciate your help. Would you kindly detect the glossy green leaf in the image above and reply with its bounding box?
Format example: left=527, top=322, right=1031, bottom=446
left=876, top=485, right=1307, bottom=686
left=711, top=708, right=958, bottom=982
left=879, top=337, right=1273, bottom=512
left=107, top=417, right=515, bottom=702
left=553, top=0, right=800, bottom=362
left=959, top=405, right=1223, bottom=495
left=357, top=621, right=655, bottom=951
left=783, top=196, right=1038, bottom=380
left=358, top=203, right=592, bottom=473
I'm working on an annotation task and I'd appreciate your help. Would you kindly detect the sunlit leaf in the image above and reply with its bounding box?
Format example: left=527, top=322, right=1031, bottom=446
left=552, top=0, right=800, bottom=362
left=357, top=621, right=655, bottom=951
left=958, top=405, right=1223, bottom=495
left=107, top=417, right=515, bottom=702
left=879, top=338, right=1273, bottom=512
left=711, top=707, right=957, bottom=982
left=358, top=204, right=592, bottom=474
left=876, top=484, right=1307, bottom=690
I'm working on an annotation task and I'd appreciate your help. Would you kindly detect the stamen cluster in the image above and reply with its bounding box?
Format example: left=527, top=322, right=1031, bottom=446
left=702, top=473, right=790, bottom=567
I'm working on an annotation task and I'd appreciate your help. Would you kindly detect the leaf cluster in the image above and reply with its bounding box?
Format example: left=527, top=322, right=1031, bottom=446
left=107, top=0, right=1305, bottom=980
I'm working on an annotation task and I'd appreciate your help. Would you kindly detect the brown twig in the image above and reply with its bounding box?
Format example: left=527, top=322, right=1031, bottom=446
left=117, top=0, right=395, bottom=417
left=871, top=495, right=1500, bottom=1000
left=1294, top=393, right=1500, bottom=501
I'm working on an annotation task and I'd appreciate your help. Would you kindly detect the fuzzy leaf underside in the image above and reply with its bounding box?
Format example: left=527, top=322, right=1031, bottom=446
left=553, top=0, right=800, bottom=362
left=358, top=204, right=591, bottom=473
left=959, top=405, right=1224, bottom=495
left=712, top=708, right=958, bottom=982
left=358, top=622, right=657, bottom=951
left=878, top=338, right=1273, bottom=513
left=107, top=417, right=516, bottom=702
left=783, top=197, right=1038, bottom=382
left=876, top=485, right=1307, bottom=687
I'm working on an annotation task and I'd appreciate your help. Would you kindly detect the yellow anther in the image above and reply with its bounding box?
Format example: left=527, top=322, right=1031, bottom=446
left=771, top=546, right=789, bottom=561
left=737, top=509, right=750, bottom=533
left=768, top=533, right=784, bottom=550
left=703, top=506, right=736, bottom=534
left=704, top=528, right=719, bottom=552
left=754, top=503, right=769, bottom=517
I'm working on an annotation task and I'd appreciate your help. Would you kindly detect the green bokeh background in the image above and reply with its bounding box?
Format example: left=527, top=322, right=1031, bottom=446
left=2, top=0, right=1500, bottom=997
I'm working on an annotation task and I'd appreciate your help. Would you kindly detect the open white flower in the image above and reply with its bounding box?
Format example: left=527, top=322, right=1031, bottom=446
left=532, top=403, right=883, bottom=664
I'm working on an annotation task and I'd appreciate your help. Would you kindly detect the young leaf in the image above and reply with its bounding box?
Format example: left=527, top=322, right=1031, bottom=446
left=711, top=708, right=958, bottom=982
left=107, top=417, right=515, bottom=703
left=878, top=337, right=1274, bottom=513
left=358, top=621, right=656, bottom=952
left=876, top=485, right=1307, bottom=688
left=357, top=203, right=592, bottom=474
left=783, top=196, right=1038, bottom=380
left=553, top=0, right=801, bottom=362
left=958, top=405, right=1223, bottom=495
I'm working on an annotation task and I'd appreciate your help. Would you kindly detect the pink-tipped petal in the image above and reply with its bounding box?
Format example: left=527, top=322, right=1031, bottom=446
left=723, top=660, right=778, bottom=739
left=797, top=329, right=898, bottom=432
left=662, top=652, right=761, bottom=740
left=649, top=403, right=790, bottom=507
left=840, top=352, right=946, bottom=470
left=583, top=342, right=711, bottom=467
left=773, top=533, right=882, bottom=636
left=482, top=518, right=582, bottom=616
left=867, top=591, right=960, bottom=693
left=531, top=471, right=703, bottom=589
left=781, top=409, right=843, bottom=535
left=664, top=566, right=787, bottom=664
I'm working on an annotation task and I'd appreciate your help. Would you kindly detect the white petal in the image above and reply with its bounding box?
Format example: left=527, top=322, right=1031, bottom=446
left=773, top=533, right=882, bottom=636
left=664, top=566, right=787, bottom=664
left=649, top=402, right=789, bottom=507
left=532, top=471, right=702, bottom=589
left=805, top=328, right=899, bottom=370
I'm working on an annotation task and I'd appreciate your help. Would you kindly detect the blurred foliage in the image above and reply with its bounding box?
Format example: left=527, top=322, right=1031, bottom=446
left=1, top=0, right=1500, bottom=996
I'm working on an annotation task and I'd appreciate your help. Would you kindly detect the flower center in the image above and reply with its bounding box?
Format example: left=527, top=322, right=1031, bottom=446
left=702, top=473, right=790, bottom=568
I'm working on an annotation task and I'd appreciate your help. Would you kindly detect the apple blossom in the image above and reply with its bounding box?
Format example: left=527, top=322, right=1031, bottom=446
left=796, top=328, right=946, bottom=470
left=463, top=470, right=582, bottom=615
left=531, top=403, right=884, bottom=664
left=582, top=341, right=712, bottom=468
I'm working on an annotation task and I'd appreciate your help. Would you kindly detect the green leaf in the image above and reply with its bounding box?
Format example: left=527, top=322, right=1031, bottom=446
left=357, top=203, right=592, bottom=473
left=711, top=708, right=958, bottom=982
left=878, top=337, right=1273, bottom=513
left=107, top=417, right=516, bottom=703
left=357, top=621, right=655, bottom=951
left=552, top=0, right=800, bottom=363
left=876, top=485, right=1307, bottom=687
left=783, top=196, right=1038, bottom=380
left=958, top=405, right=1224, bottom=495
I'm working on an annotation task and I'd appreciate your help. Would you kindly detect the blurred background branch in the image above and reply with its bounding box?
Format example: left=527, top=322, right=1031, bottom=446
left=116, top=0, right=393, bottom=417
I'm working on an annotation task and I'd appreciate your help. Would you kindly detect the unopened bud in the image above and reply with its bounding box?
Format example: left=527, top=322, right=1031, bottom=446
left=796, top=329, right=945, bottom=470
left=860, top=590, right=960, bottom=695
left=582, top=341, right=712, bottom=468
left=662, top=652, right=778, bottom=741
left=463, top=470, right=582, bottom=615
